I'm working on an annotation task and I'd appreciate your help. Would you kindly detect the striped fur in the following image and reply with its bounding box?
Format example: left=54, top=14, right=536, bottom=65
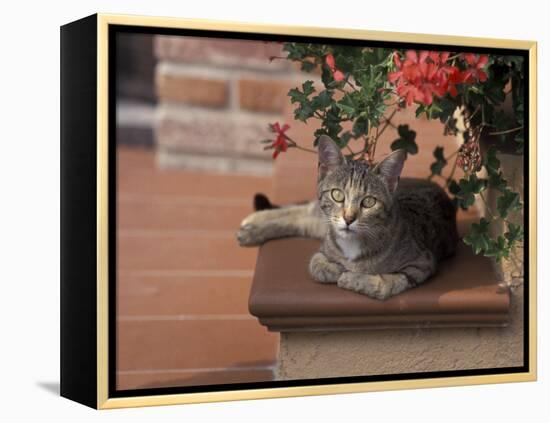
left=237, top=136, right=458, bottom=300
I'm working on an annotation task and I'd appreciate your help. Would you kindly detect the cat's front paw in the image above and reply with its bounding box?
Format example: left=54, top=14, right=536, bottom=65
left=337, top=272, right=398, bottom=300
left=337, top=272, right=389, bottom=299
left=309, top=252, right=344, bottom=283
left=236, top=224, right=264, bottom=247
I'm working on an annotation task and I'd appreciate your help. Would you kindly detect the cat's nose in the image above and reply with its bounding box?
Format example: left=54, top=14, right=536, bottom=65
left=343, top=214, right=356, bottom=226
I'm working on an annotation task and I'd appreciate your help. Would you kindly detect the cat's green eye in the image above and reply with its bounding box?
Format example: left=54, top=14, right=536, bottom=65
left=361, top=196, right=376, bottom=208
left=331, top=189, right=345, bottom=203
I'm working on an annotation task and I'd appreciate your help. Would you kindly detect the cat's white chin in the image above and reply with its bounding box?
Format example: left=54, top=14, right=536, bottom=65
left=336, top=227, right=357, bottom=238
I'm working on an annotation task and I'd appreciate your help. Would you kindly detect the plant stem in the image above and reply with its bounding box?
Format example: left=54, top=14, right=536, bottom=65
left=478, top=191, right=497, bottom=221
left=377, top=109, right=399, bottom=139
left=268, top=55, right=288, bottom=62
left=292, top=145, right=317, bottom=154
left=488, top=126, right=523, bottom=136
left=370, top=127, right=380, bottom=159
left=283, top=135, right=317, bottom=154
left=346, top=145, right=356, bottom=155
left=467, top=105, right=481, bottom=123
left=346, top=80, right=358, bottom=92
left=446, top=152, right=459, bottom=186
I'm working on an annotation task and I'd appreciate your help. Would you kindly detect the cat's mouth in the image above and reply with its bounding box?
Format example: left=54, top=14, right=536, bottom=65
left=338, top=226, right=356, bottom=234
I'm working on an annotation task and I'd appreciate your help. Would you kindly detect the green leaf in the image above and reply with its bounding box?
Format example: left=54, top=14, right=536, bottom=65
left=301, top=80, right=315, bottom=96
left=430, top=146, right=447, bottom=176
left=352, top=118, right=369, bottom=138
left=390, top=124, right=418, bottom=155
left=451, top=174, right=487, bottom=209
left=487, top=172, right=508, bottom=192
left=321, top=65, right=334, bottom=87
left=431, top=97, right=458, bottom=125
left=294, top=102, right=314, bottom=122
left=288, top=80, right=316, bottom=104
left=463, top=218, right=491, bottom=255
left=323, top=105, right=344, bottom=139
left=337, top=132, right=352, bottom=148
left=288, top=81, right=318, bottom=122
left=496, top=190, right=522, bottom=218
left=504, top=223, right=524, bottom=245
left=300, top=60, right=316, bottom=72
left=464, top=174, right=487, bottom=194
left=335, top=94, right=357, bottom=117
left=311, top=90, right=333, bottom=110
left=484, top=236, right=510, bottom=262
left=483, top=146, right=501, bottom=175
left=448, top=180, right=460, bottom=195
left=483, top=147, right=508, bottom=191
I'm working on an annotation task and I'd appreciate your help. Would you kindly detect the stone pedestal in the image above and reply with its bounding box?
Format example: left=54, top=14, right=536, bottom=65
left=275, top=287, right=523, bottom=380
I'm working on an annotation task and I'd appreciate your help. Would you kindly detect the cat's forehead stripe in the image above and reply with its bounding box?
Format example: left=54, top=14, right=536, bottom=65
left=345, top=162, right=369, bottom=190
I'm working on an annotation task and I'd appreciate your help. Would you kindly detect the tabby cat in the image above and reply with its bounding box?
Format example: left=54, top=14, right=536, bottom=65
left=237, top=135, right=458, bottom=300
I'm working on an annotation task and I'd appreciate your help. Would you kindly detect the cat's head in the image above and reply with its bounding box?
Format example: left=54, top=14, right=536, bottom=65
left=316, top=135, right=407, bottom=238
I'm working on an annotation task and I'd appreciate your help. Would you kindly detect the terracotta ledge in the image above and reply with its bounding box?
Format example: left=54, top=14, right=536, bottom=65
left=249, top=236, right=510, bottom=332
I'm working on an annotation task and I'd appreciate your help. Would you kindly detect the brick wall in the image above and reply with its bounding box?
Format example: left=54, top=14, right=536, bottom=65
left=153, top=36, right=307, bottom=175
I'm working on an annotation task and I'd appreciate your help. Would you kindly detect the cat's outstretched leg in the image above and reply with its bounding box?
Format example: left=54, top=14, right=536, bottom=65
left=237, top=202, right=325, bottom=246
left=309, top=252, right=345, bottom=283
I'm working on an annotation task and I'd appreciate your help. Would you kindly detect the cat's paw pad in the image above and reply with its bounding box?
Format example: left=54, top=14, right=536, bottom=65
left=236, top=224, right=263, bottom=247
left=337, top=273, right=392, bottom=300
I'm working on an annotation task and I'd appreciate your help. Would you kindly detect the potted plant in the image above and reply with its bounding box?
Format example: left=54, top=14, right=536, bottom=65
left=260, top=44, right=525, bottom=288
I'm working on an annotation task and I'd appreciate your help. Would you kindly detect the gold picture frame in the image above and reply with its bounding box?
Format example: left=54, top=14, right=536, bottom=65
left=60, top=13, right=537, bottom=409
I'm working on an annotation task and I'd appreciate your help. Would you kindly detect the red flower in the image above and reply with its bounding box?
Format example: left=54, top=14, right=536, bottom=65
left=325, top=53, right=336, bottom=69
left=445, top=66, right=464, bottom=97
left=461, top=53, right=489, bottom=83
left=388, top=50, right=463, bottom=106
left=269, top=122, right=290, bottom=159
left=332, top=69, right=345, bottom=81
left=325, top=53, right=345, bottom=82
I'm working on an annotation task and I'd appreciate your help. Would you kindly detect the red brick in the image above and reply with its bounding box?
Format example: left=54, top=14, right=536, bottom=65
left=238, top=78, right=291, bottom=113
left=156, top=72, right=228, bottom=107
left=155, top=36, right=289, bottom=71
left=155, top=106, right=276, bottom=160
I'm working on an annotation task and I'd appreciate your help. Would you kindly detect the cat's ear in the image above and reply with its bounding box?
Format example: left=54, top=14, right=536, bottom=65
left=373, top=149, right=407, bottom=193
left=317, top=135, right=344, bottom=179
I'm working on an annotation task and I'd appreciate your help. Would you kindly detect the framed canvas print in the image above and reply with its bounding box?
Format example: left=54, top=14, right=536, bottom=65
left=60, top=13, right=537, bottom=409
